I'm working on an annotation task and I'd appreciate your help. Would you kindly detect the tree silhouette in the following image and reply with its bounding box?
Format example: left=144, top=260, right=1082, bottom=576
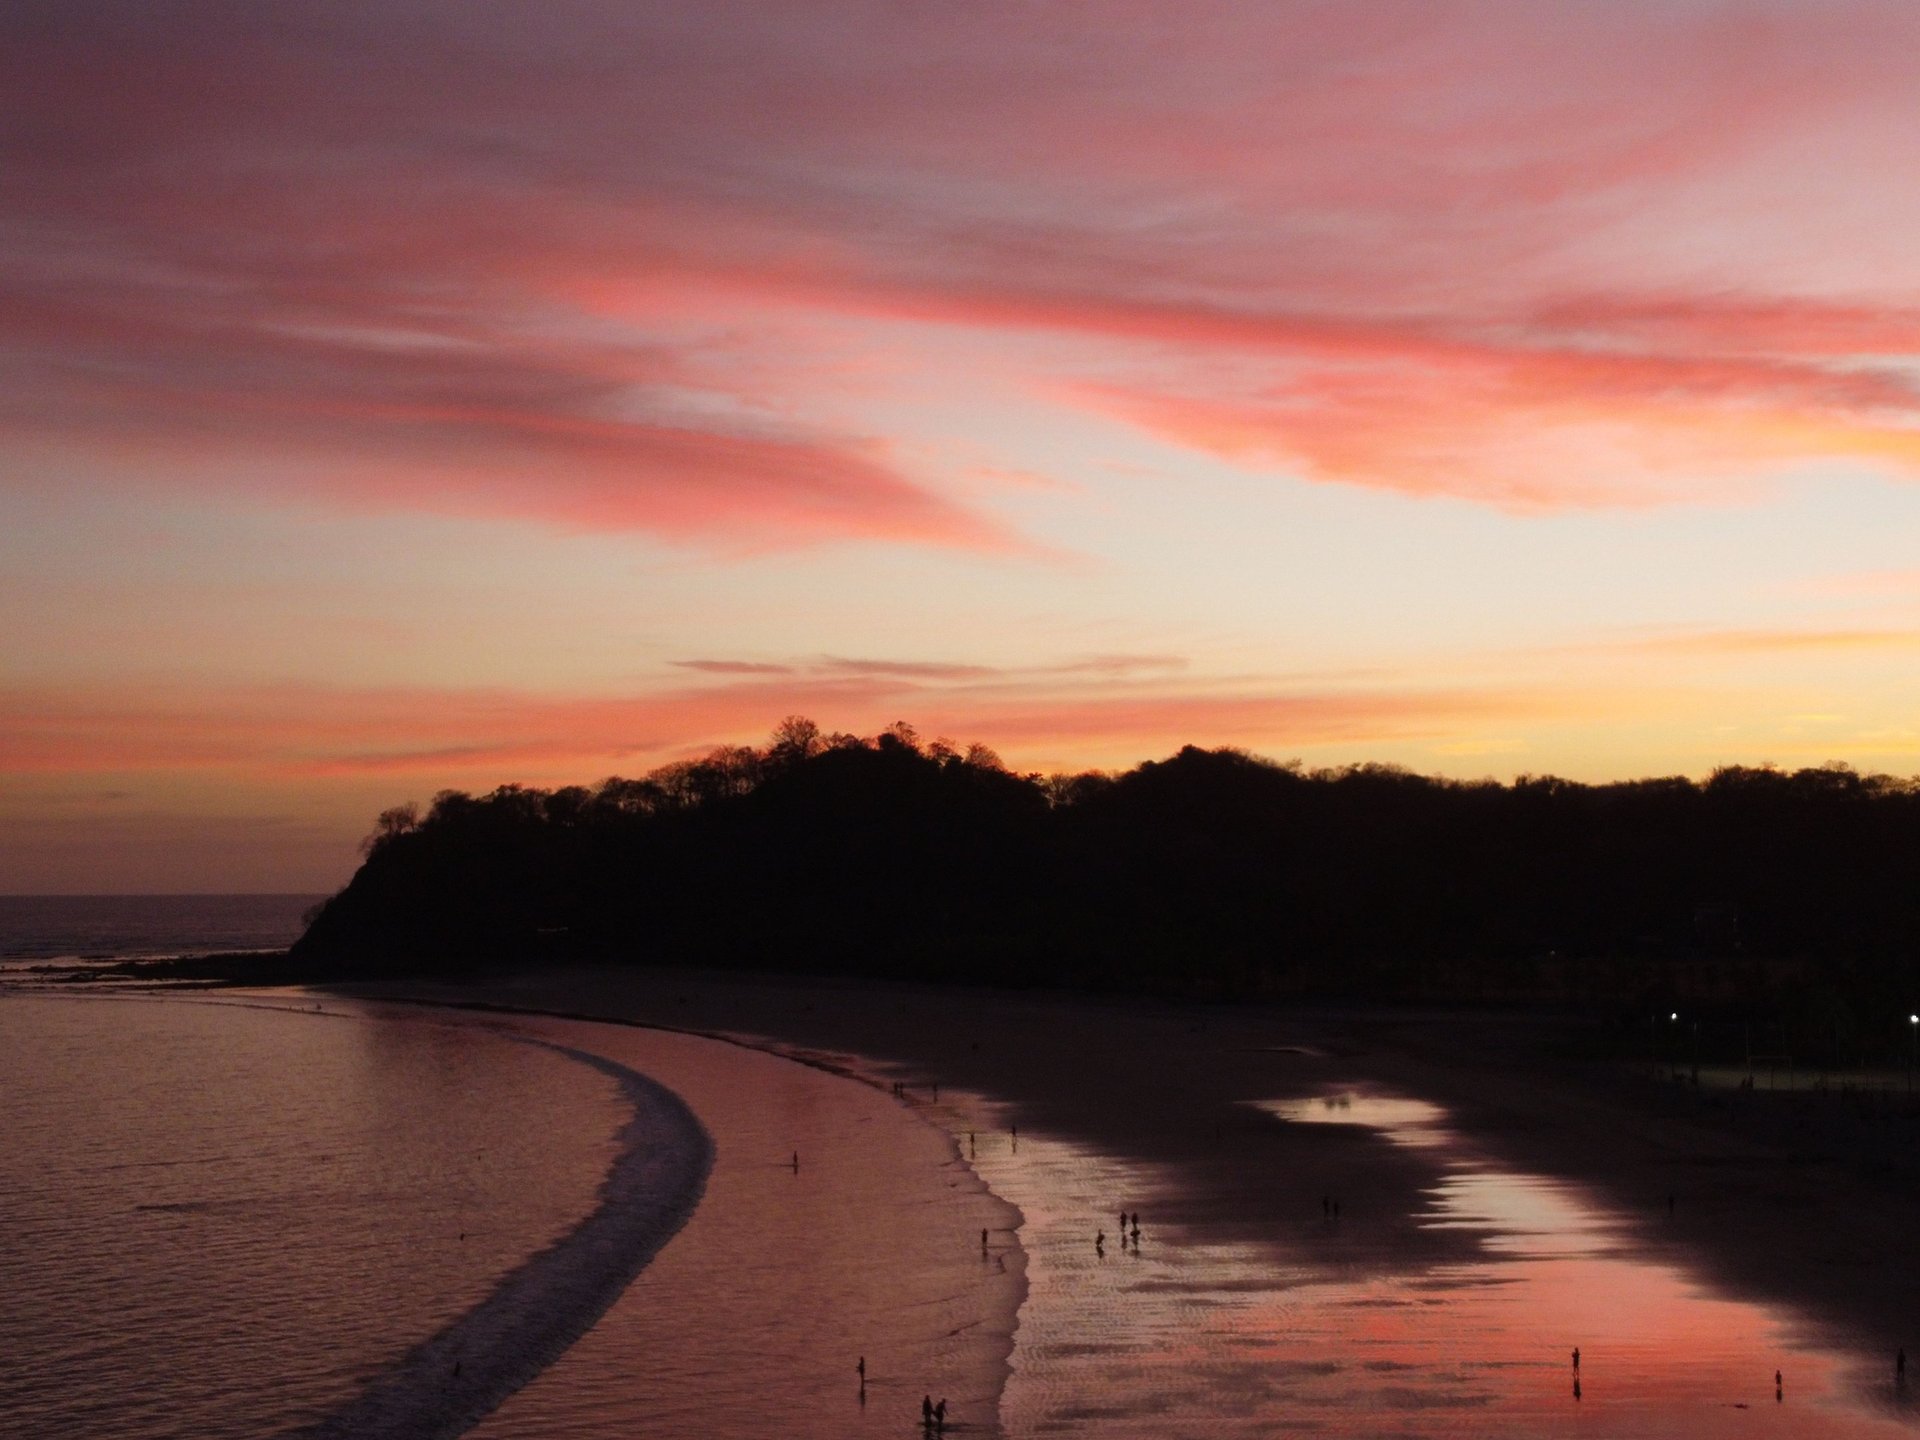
left=294, top=721, right=1920, bottom=1058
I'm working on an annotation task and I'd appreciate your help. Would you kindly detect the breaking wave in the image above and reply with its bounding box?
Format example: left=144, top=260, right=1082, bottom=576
left=280, top=1039, right=713, bottom=1440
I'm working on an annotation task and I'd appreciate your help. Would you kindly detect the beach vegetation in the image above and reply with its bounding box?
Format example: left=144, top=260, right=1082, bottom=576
left=296, top=723, right=1920, bottom=1062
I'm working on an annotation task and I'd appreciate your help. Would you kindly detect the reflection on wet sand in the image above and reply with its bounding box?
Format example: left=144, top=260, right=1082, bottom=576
left=942, top=1086, right=1916, bottom=1437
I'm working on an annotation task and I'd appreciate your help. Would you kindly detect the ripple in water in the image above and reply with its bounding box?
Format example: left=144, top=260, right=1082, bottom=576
left=0, top=995, right=703, bottom=1439
left=282, top=1038, right=711, bottom=1439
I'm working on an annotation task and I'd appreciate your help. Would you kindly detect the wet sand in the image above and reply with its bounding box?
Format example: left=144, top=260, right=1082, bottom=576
left=334, top=965, right=1920, bottom=1435
left=245, top=994, right=1026, bottom=1439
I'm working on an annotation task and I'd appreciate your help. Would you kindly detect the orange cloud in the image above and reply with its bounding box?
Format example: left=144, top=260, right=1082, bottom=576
left=0, top=672, right=1551, bottom=784
left=1621, top=628, right=1920, bottom=656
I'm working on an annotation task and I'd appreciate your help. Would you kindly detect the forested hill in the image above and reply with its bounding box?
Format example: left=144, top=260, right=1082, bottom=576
left=295, top=718, right=1920, bottom=1047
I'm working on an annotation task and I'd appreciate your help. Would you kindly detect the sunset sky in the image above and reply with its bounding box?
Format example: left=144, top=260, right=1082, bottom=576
left=9, top=2, right=1920, bottom=890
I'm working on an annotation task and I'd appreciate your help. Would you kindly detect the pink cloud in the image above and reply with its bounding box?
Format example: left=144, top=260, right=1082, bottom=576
left=0, top=670, right=1553, bottom=785
left=10, top=0, right=1920, bottom=531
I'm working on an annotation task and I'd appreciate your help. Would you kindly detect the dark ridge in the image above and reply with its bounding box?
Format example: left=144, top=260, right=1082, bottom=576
left=287, top=717, right=1920, bottom=1066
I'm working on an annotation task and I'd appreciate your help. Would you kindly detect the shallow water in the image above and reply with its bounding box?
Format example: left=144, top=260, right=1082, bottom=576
left=16, top=981, right=1919, bottom=1439
left=1, top=990, right=1019, bottom=1440
left=918, top=1083, right=1920, bottom=1438
left=0, top=992, right=640, bottom=1438
left=459, top=1019, right=1023, bottom=1439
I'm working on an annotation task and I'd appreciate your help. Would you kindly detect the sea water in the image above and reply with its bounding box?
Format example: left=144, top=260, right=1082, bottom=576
left=0, top=893, right=322, bottom=967
left=0, top=993, right=640, bottom=1437
left=0, top=985, right=1021, bottom=1439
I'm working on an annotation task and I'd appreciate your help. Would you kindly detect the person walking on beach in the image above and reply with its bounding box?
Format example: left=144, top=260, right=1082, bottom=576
left=1096, top=1229, right=1105, bottom=1254
left=935, top=1397, right=948, bottom=1431
left=1572, top=1347, right=1580, bottom=1371
left=922, top=1394, right=934, bottom=1428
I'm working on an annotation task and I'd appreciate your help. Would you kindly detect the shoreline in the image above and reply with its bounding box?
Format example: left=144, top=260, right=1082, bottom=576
left=298, top=987, right=1030, bottom=1438
left=308, top=983, right=1034, bottom=1433
left=323, top=964, right=1920, bottom=1394
left=6, top=982, right=1030, bottom=1439
left=283, top=1035, right=714, bottom=1440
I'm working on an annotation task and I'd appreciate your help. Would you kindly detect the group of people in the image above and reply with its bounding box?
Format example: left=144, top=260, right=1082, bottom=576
left=854, top=1357, right=947, bottom=1431
left=873, top=1339, right=1909, bottom=1429
left=1565, top=1344, right=1915, bottom=1404
left=1096, top=1210, right=1142, bottom=1254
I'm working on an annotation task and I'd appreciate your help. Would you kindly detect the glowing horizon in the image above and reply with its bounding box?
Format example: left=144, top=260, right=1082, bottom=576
left=10, top=2, right=1920, bottom=890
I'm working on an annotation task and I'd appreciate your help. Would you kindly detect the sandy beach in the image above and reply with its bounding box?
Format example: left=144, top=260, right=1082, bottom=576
left=325, top=963, right=1920, bottom=1437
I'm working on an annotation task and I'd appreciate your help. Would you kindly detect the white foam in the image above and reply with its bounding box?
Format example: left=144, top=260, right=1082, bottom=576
left=280, top=1039, right=713, bottom=1440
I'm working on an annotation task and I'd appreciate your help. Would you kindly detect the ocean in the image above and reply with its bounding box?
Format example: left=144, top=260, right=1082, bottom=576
left=0, top=992, right=647, bottom=1437
left=0, top=892, right=324, bottom=966
left=9, top=901, right=1916, bottom=1438
left=0, top=898, right=1016, bottom=1438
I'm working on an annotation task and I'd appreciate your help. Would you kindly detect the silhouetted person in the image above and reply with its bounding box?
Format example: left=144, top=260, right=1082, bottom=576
left=1572, top=1347, right=1580, bottom=1370
left=792, top=1151, right=800, bottom=1173
left=1096, top=1229, right=1105, bottom=1254
left=969, top=1131, right=976, bottom=1156
left=981, top=1228, right=989, bottom=1251
left=1776, top=1369, right=1783, bottom=1402
left=858, top=1356, right=865, bottom=1383
left=923, top=1394, right=934, bottom=1428
left=935, top=1397, right=947, bottom=1431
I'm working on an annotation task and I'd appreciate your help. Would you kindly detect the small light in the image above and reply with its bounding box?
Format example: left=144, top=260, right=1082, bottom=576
left=1669, top=1012, right=1678, bottom=1021
left=1910, top=1014, right=1918, bottom=1025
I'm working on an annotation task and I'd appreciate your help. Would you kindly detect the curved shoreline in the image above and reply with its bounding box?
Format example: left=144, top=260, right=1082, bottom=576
left=279, top=1036, right=714, bottom=1440
left=312, top=986, right=1033, bottom=1436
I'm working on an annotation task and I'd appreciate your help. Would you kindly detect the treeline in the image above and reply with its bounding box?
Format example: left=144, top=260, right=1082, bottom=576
left=295, top=717, right=1920, bottom=1057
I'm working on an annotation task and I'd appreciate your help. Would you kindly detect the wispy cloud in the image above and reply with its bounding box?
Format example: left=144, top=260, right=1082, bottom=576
left=0, top=670, right=1551, bottom=782
left=1623, top=627, right=1920, bottom=656
left=815, top=657, right=1002, bottom=681
left=671, top=660, right=799, bottom=676
left=12, top=1, right=1920, bottom=531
